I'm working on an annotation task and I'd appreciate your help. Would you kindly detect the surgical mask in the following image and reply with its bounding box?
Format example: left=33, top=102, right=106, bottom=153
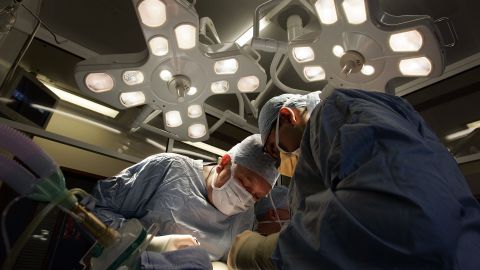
left=278, top=151, right=299, bottom=177
left=275, top=111, right=300, bottom=177
left=211, top=165, right=255, bottom=216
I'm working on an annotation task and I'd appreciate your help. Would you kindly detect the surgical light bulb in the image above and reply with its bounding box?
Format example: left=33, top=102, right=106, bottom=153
left=211, top=80, right=229, bottom=93
left=138, top=0, right=167, bottom=27
left=303, top=66, right=326, bottom=81
left=85, top=73, right=114, bottom=92
left=361, top=65, right=375, bottom=76
left=342, top=0, right=367, bottom=25
left=119, top=91, right=146, bottom=107
left=389, top=30, right=423, bottom=52
left=159, top=70, right=173, bottom=81
left=149, top=36, right=169, bottom=56
left=188, top=104, right=202, bottom=118
left=122, top=70, right=144, bottom=86
left=315, top=0, right=338, bottom=25
left=292, top=47, right=315, bottom=63
left=214, top=58, right=239, bottom=75
left=175, top=24, right=196, bottom=49
left=237, top=76, right=259, bottom=92
left=165, top=110, right=183, bottom=127
left=399, top=57, right=432, bottom=76
left=188, top=124, right=207, bottom=139
left=332, top=45, right=345, bottom=57
left=186, top=86, right=197, bottom=96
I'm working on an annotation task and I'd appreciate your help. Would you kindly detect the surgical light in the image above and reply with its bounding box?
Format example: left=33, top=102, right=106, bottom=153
left=119, top=91, right=146, bottom=107
left=214, top=58, right=239, bottom=75
left=237, top=76, right=260, bottom=92
left=332, top=45, right=345, bottom=57
left=138, top=0, right=166, bottom=28
left=292, top=47, right=315, bottom=63
left=342, top=0, right=367, bottom=25
left=361, top=64, right=375, bottom=75
left=149, top=36, right=169, bottom=56
left=175, top=24, right=196, bottom=49
left=211, top=80, right=229, bottom=93
left=286, top=0, right=445, bottom=91
left=188, top=124, right=207, bottom=139
left=159, top=70, right=173, bottom=81
left=304, top=66, right=326, bottom=81
left=399, top=57, right=432, bottom=76
left=122, top=70, right=144, bottom=85
left=75, top=0, right=267, bottom=141
left=165, top=110, right=183, bottom=127
left=85, top=73, right=114, bottom=92
left=186, top=86, right=197, bottom=96
left=389, top=30, right=423, bottom=52
left=187, top=104, right=202, bottom=118
left=315, top=0, right=338, bottom=25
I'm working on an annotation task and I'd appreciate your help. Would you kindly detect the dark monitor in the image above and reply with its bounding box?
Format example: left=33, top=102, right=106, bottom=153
left=1, top=68, right=57, bottom=128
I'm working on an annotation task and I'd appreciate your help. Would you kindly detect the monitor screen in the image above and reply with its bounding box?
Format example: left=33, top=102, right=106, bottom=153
left=5, top=70, right=57, bottom=127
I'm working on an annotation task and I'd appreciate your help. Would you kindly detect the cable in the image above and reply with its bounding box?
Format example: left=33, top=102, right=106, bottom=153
left=1, top=196, right=25, bottom=254
left=1, top=190, right=72, bottom=270
left=17, top=1, right=67, bottom=44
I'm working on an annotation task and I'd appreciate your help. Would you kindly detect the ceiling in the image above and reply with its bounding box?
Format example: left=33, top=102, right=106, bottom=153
left=8, top=0, right=480, bottom=156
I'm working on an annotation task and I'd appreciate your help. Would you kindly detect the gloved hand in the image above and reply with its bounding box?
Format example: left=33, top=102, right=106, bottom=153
left=227, top=230, right=279, bottom=270
left=146, top=234, right=200, bottom=253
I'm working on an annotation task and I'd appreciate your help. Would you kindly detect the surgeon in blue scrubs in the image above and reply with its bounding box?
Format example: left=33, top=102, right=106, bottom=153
left=228, top=89, right=480, bottom=270
left=92, top=134, right=279, bottom=262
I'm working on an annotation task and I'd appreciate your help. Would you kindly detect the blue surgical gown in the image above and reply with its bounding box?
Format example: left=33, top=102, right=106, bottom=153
left=273, top=89, right=480, bottom=269
left=92, top=153, right=254, bottom=261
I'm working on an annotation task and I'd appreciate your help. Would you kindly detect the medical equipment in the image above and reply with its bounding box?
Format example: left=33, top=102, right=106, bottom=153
left=250, top=0, right=450, bottom=96
left=71, top=0, right=452, bottom=143
left=0, top=123, right=159, bottom=270
left=74, top=0, right=267, bottom=142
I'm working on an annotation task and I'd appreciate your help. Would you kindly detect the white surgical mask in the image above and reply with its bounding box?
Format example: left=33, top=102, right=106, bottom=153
left=211, top=165, right=255, bottom=216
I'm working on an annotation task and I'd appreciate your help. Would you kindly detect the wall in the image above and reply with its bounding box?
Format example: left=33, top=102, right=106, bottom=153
left=32, top=104, right=163, bottom=177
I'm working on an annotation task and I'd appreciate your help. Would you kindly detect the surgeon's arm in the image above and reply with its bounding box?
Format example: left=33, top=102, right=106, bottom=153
left=91, top=159, right=154, bottom=228
left=227, top=230, right=279, bottom=270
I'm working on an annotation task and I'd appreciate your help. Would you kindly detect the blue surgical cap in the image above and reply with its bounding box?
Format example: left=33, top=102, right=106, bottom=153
left=258, top=92, right=321, bottom=144
left=255, top=186, right=289, bottom=217
left=228, top=134, right=279, bottom=186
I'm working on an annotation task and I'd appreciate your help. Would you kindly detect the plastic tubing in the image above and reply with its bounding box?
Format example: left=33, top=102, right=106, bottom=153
left=0, top=155, right=36, bottom=195
left=0, top=124, right=56, bottom=179
left=1, top=196, right=25, bottom=254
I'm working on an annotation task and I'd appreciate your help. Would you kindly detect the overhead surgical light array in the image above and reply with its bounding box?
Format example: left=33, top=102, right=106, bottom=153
left=75, top=0, right=267, bottom=141
left=74, top=0, right=450, bottom=142
left=288, top=0, right=446, bottom=92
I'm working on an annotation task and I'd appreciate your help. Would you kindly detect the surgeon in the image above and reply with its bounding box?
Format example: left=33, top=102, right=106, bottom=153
left=254, top=186, right=289, bottom=236
left=92, top=134, right=279, bottom=262
left=228, top=89, right=480, bottom=269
